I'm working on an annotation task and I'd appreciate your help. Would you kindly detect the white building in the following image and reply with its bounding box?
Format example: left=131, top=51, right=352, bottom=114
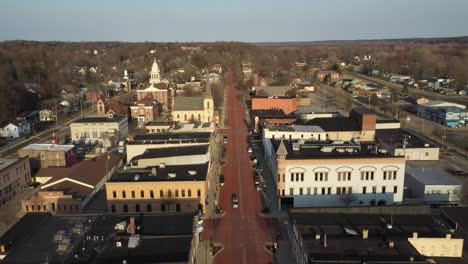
left=69, top=115, right=128, bottom=143
left=405, top=167, right=461, bottom=205
left=263, top=125, right=327, bottom=141
left=149, top=58, right=161, bottom=85
left=39, top=109, right=55, bottom=122
left=265, top=140, right=406, bottom=208
left=0, top=121, right=31, bottom=138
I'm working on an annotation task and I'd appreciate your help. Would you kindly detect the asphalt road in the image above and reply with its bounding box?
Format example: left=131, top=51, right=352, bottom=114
left=202, top=72, right=279, bottom=263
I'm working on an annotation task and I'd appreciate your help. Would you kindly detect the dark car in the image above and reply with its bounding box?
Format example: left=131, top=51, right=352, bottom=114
left=451, top=170, right=468, bottom=177
left=219, top=175, right=225, bottom=186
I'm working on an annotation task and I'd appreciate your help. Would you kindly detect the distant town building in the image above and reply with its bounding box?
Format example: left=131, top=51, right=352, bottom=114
left=417, top=100, right=467, bottom=127
left=316, top=70, right=340, bottom=82
left=39, top=109, right=55, bottom=122
left=0, top=157, right=31, bottom=206
left=130, top=98, right=160, bottom=124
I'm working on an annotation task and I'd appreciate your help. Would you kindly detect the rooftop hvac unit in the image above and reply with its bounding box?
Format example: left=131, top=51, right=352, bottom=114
left=72, top=224, right=84, bottom=235
left=116, top=241, right=122, bottom=247
left=424, top=143, right=430, bottom=147
left=188, top=170, right=197, bottom=176
left=134, top=174, right=140, bottom=181
left=168, top=173, right=176, bottom=178
left=54, top=230, right=66, bottom=241
left=379, top=149, right=388, bottom=154
left=292, top=143, right=300, bottom=151
left=321, top=147, right=333, bottom=152
left=336, top=148, right=345, bottom=153
left=159, top=163, right=166, bottom=168
left=346, top=148, right=355, bottom=153
left=332, top=140, right=345, bottom=145
left=151, top=167, right=157, bottom=176
left=114, top=221, right=127, bottom=231
left=57, top=239, right=71, bottom=252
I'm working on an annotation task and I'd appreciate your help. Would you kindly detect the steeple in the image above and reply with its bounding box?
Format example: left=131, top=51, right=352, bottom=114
left=149, top=58, right=161, bottom=84
left=276, top=140, right=288, bottom=159
left=204, top=85, right=213, bottom=99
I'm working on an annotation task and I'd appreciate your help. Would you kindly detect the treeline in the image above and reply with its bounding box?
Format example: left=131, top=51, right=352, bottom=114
left=0, top=40, right=467, bottom=121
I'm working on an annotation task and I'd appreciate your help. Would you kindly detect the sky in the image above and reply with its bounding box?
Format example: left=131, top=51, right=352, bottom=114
left=1, top=0, right=468, bottom=42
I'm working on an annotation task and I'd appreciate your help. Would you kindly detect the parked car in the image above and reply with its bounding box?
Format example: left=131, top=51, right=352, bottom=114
left=84, top=140, right=90, bottom=146
left=232, top=193, right=239, bottom=208
left=219, top=175, right=225, bottom=186
left=77, top=147, right=84, bottom=156
left=90, top=140, right=97, bottom=146
left=450, top=170, right=468, bottom=177
left=223, top=136, right=228, bottom=144
left=255, top=183, right=262, bottom=192
left=248, top=147, right=252, bottom=153
left=74, top=139, right=81, bottom=145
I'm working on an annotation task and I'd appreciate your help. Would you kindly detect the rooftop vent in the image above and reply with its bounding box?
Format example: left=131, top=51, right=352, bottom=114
left=336, top=148, right=345, bottom=153
left=134, top=174, right=140, bottom=181
left=321, top=147, right=333, bottom=152
left=332, top=140, right=345, bottom=145
left=151, top=167, right=157, bottom=176
left=424, top=143, right=430, bottom=147
left=116, top=241, right=122, bottom=247
left=168, top=173, right=176, bottom=178
left=188, top=170, right=197, bottom=176
left=292, top=143, right=300, bottom=151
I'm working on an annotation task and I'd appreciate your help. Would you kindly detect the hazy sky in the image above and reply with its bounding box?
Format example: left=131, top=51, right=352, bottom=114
left=2, top=0, right=468, bottom=42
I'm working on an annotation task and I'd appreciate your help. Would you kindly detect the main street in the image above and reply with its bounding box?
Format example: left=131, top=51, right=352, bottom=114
left=202, top=71, right=280, bottom=263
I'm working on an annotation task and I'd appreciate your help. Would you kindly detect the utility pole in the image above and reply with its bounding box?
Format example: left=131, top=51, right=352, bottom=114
left=55, top=100, right=58, bottom=127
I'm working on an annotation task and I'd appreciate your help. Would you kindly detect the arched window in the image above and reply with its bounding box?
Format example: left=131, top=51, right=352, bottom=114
left=147, top=204, right=152, bottom=212
left=177, top=114, right=180, bottom=119
left=184, top=114, right=187, bottom=121
left=51, top=202, right=56, bottom=211
left=111, top=204, right=116, bottom=213
left=191, top=114, right=194, bottom=121
left=161, top=204, right=166, bottom=212
left=176, top=204, right=181, bottom=212
left=123, top=204, right=128, bottom=212
left=136, top=204, right=140, bottom=212
left=198, top=114, right=201, bottom=121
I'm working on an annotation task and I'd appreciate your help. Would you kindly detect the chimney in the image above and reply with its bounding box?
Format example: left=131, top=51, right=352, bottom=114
left=362, top=229, right=368, bottom=240
left=130, top=217, right=135, bottom=236
left=413, top=232, right=418, bottom=239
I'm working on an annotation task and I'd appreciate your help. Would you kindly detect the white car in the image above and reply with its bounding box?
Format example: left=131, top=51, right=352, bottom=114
left=247, top=147, right=252, bottom=153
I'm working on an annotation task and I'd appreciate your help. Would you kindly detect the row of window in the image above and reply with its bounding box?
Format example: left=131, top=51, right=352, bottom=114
left=111, top=203, right=182, bottom=213
left=112, top=189, right=201, bottom=199
left=281, top=185, right=399, bottom=196
left=283, top=171, right=399, bottom=183
left=25, top=203, right=79, bottom=212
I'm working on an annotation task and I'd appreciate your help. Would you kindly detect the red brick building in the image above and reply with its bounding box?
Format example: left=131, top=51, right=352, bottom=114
left=137, top=83, right=169, bottom=106
left=130, top=97, right=160, bottom=124
left=251, top=96, right=297, bottom=115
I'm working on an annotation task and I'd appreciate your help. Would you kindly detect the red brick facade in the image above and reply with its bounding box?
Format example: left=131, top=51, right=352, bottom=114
left=251, top=97, right=297, bottom=115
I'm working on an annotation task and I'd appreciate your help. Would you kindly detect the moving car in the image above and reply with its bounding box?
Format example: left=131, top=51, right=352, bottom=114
left=450, top=170, right=468, bottom=177
left=219, top=175, right=225, bottom=186
left=232, top=193, right=239, bottom=208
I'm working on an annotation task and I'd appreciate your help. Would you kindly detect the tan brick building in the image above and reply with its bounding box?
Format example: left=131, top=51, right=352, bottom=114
left=0, top=157, right=31, bottom=206
left=17, top=144, right=77, bottom=171
left=105, top=163, right=208, bottom=213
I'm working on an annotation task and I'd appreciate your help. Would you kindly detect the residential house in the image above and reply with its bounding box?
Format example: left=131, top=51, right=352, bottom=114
left=0, top=121, right=31, bottom=139
left=316, top=70, right=340, bottom=82
left=39, top=109, right=55, bottom=122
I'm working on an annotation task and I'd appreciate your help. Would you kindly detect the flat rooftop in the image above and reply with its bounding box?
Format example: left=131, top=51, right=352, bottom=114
left=21, top=144, right=74, bottom=152
left=251, top=109, right=296, bottom=119
left=73, top=115, right=127, bottom=123
left=265, top=124, right=325, bottom=133
left=302, top=117, right=361, bottom=131
left=291, top=211, right=460, bottom=263
left=133, top=132, right=211, bottom=141
left=0, top=158, right=20, bottom=171
left=406, top=167, right=461, bottom=186
left=0, top=213, right=195, bottom=264
left=131, top=145, right=209, bottom=161
left=271, top=140, right=397, bottom=160
left=110, top=162, right=208, bottom=182
left=376, top=129, right=435, bottom=148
